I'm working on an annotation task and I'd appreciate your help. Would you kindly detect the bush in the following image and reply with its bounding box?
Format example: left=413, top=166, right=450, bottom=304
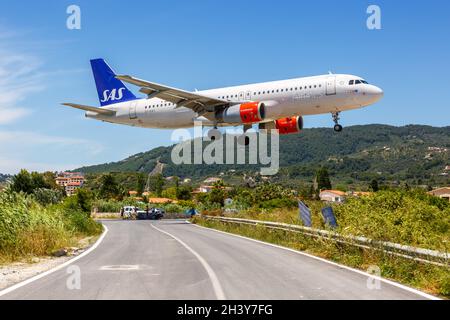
left=258, top=198, right=298, bottom=210
left=0, top=190, right=102, bottom=263
left=33, top=188, right=64, bottom=206
left=334, top=190, right=450, bottom=251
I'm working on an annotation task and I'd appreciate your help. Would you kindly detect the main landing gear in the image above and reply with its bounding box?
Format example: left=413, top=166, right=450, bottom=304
left=332, top=112, right=343, bottom=132
left=208, top=127, right=221, bottom=141
left=238, top=124, right=252, bottom=146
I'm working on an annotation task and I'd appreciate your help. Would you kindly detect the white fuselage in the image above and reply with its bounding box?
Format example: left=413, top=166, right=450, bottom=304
left=87, top=74, right=383, bottom=129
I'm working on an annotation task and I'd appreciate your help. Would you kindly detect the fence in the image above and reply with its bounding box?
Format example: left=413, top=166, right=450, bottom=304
left=201, top=215, right=450, bottom=267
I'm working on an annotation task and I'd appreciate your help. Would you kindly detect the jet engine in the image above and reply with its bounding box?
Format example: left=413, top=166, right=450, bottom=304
left=217, top=102, right=266, bottom=124
left=259, top=116, right=303, bottom=135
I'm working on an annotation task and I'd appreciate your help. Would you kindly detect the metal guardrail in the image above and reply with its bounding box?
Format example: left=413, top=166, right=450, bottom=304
left=201, top=215, right=450, bottom=267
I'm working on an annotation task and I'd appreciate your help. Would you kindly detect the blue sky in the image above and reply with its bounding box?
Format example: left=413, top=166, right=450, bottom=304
left=0, top=0, right=449, bottom=174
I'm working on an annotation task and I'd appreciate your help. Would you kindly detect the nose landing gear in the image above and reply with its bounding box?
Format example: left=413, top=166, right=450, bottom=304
left=332, top=112, right=343, bottom=132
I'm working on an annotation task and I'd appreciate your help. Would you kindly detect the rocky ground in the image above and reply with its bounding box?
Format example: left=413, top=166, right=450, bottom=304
left=0, top=236, right=97, bottom=291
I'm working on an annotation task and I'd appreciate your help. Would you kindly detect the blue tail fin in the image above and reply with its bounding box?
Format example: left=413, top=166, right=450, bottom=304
left=90, top=58, right=137, bottom=106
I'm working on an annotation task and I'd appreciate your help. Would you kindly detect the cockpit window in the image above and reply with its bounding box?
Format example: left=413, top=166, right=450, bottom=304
left=349, top=80, right=354, bottom=85
left=361, top=80, right=369, bottom=84
left=355, top=80, right=362, bottom=84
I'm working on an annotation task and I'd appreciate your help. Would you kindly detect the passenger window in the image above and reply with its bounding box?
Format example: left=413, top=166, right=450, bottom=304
left=349, top=80, right=354, bottom=85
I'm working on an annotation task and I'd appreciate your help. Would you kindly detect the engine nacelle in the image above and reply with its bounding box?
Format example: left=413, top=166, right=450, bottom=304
left=218, top=102, right=266, bottom=124
left=260, top=116, right=303, bottom=135
left=276, top=116, right=303, bottom=134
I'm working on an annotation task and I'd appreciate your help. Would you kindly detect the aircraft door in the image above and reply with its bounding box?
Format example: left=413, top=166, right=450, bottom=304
left=326, top=76, right=336, bottom=95
left=129, top=101, right=137, bottom=119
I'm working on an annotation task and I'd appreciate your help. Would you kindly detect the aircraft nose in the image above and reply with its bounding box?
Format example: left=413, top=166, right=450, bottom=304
left=367, top=85, right=384, bottom=100
left=374, top=86, right=383, bottom=96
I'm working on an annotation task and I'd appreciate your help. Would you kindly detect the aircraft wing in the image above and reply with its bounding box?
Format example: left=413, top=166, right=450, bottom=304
left=116, top=75, right=230, bottom=114
left=61, top=103, right=116, bottom=115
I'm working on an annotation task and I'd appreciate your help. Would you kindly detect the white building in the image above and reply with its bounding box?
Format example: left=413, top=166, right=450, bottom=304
left=319, top=190, right=346, bottom=203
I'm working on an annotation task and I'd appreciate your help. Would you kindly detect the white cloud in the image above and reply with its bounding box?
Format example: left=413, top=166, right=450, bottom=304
left=0, top=47, right=43, bottom=124
left=0, top=26, right=106, bottom=174
left=0, top=130, right=105, bottom=174
left=0, top=108, right=31, bottom=124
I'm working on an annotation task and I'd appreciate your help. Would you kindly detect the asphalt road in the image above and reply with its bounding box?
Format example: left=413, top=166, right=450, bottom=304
left=0, top=220, right=433, bottom=300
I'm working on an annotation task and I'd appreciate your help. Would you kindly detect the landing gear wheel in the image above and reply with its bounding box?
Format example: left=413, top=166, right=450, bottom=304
left=331, top=112, right=343, bottom=132
left=333, top=124, right=343, bottom=132
left=207, top=128, right=222, bottom=141
left=237, top=135, right=250, bottom=146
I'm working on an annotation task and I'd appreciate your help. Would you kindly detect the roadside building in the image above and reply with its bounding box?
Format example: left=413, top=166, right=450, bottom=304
left=55, top=177, right=70, bottom=187
left=148, top=197, right=177, bottom=204
left=55, top=172, right=85, bottom=196
left=319, top=190, right=346, bottom=203
left=192, top=184, right=232, bottom=194
left=428, top=187, right=450, bottom=202
left=65, top=182, right=82, bottom=196
left=203, top=177, right=222, bottom=184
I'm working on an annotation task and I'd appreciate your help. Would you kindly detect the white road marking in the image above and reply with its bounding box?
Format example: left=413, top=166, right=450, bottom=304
left=150, top=222, right=226, bottom=300
left=0, top=225, right=109, bottom=298
left=189, top=221, right=441, bottom=300
left=100, top=265, right=140, bottom=271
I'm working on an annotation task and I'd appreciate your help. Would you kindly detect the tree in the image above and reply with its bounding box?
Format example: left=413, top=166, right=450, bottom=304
left=64, top=188, right=93, bottom=214
left=176, top=186, right=192, bottom=200
left=33, top=188, right=64, bottom=206
left=370, top=179, right=379, bottom=192
left=11, top=169, right=34, bottom=194
left=208, top=187, right=225, bottom=207
left=136, top=173, right=146, bottom=196
left=206, top=181, right=226, bottom=206
left=99, top=174, right=120, bottom=199
left=315, top=167, right=332, bottom=191
left=148, top=174, right=164, bottom=197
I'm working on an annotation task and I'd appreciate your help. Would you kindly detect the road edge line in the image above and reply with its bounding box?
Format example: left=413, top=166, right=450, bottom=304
left=150, top=223, right=226, bottom=300
left=188, top=220, right=441, bottom=300
left=0, top=224, right=109, bottom=298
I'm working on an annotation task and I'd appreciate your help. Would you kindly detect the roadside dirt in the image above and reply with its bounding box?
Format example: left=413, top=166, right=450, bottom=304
left=0, top=235, right=98, bottom=291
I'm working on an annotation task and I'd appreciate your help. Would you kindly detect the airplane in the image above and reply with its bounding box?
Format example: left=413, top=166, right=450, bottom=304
left=63, top=59, right=383, bottom=143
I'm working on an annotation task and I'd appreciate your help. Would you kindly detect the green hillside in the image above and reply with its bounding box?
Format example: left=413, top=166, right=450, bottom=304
left=76, top=124, right=450, bottom=188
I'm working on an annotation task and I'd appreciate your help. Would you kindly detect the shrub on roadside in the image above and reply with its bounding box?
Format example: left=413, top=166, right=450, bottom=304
left=0, top=190, right=102, bottom=263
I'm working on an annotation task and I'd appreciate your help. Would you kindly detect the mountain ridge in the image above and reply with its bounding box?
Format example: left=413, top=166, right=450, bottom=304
left=75, top=124, right=450, bottom=186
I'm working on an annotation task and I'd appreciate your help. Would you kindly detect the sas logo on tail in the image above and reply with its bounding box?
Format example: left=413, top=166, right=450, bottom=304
left=101, top=87, right=126, bottom=102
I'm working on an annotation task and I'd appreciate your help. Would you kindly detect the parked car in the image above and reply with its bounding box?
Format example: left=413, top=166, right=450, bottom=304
left=149, top=208, right=164, bottom=220
left=136, top=208, right=148, bottom=220
left=121, top=206, right=138, bottom=219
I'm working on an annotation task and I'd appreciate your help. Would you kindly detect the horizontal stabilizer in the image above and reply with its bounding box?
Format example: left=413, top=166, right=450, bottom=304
left=61, top=103, right=116, bottom=115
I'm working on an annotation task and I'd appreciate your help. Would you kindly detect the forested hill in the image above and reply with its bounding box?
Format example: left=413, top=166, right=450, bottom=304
left=0, top=174, right=11, bottom=183
left=76, top=124, right=450, bottom=185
